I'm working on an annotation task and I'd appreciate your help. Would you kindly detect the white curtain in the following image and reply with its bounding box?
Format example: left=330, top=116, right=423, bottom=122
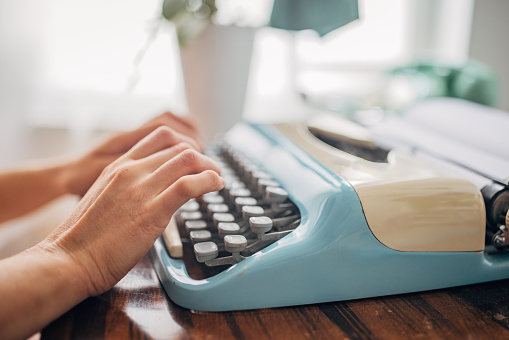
left=0, top=0, right=474, bottom=130
left=0, top=0, right=185, bottom=131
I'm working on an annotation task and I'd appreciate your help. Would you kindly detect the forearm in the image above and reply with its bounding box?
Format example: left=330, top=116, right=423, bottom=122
left=0, top=125, right=222, bottom=339
left=0, top=161, right=69, bottom=223
left=0, top=245, right=89, bottom=340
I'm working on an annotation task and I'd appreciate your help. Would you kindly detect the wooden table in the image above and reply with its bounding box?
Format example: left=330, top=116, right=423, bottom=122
left=41, top=253, right=509, bottom=340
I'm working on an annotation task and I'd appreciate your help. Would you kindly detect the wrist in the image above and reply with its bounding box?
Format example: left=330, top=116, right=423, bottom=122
left=0, top=242, right=91, bottom=339
left=50, top=157, right=81, bottom=196
left=54, top=162, right=74, bottom=197
left=23, top=158, right=75, bottom=197
left=40, top=225, right=115, bottom=297
left=0, top=160, right=72, bottom=223
left=51, top=155, right=97, bottom=197
left=31, top=241, right=92, bottom=302
left=56, top=153, right=112, bottom=197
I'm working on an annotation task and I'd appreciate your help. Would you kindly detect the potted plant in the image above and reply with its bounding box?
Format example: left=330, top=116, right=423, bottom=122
left=161, top=0, right=360, bottom=141
left=161, top=0, right=259, bottom=141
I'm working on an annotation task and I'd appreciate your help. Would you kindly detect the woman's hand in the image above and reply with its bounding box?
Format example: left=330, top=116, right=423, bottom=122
left=61, top=111, right=203, bottom=197
left=44, top=126, right=223, bottom=296
left=0, top=111, right=204, bottom=224
left=0, top=125, right=223, bottom=339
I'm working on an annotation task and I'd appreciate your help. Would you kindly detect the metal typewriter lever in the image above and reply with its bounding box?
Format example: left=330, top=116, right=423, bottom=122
left=239, top=216, right=293, bottom=256
left=249, top=216, right=292, bottom=242
left=272, top=215, right=301, bottom=231
left=203, top=235, right=248, bottom=267
left=242, top=204, right=297, bottom=220
left=493, top=226, right=509, bottom=247
left=492, top=210, right=509, bottom=247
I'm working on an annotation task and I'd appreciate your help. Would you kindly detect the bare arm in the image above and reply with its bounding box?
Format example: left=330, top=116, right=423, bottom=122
left=0, top=126, right=224, bottom=340
left=0, top=244, right=88, bottom=340
left=0, top=162, right=68, bottom=223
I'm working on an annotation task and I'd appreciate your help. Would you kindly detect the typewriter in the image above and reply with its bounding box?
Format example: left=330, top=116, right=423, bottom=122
left=149, top=98, right=509, bottom=311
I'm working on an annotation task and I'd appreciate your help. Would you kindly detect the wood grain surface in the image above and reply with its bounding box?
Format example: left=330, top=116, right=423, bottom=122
left=42, top=254, right=509, bottom=340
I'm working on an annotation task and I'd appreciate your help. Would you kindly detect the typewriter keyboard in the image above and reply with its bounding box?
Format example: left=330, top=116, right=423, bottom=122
left=172, top=142, right=302, bottom=270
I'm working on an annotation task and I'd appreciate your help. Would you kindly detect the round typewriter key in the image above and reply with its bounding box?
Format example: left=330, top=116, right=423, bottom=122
left=220, top=167, right=235, bottom=176
left=224, top=235, right=248, bottom=253
left=180, top=211, right=203, bottom=221
left=242, top=205, right=265, bottom=219
left=230, top=188, right=251, bottom=198
left=194, top=242, right=219, bottom=263
left=207, top=203, right=230, bottom=214
left=234, top=197, right=258, bottom=211
left=204, top=191, right=220, bottom=198
left=185, top=220, right=208, bottom=232
left=226, top=180, right=246, bottom=190
left=190, top=230, right=212, bottom=243
left=266, top=186, right=289, bottom=203
left=218, top=222, right=241, bottom=237
left=249, top=216, right=273, bottom=234
left=180, top=199, right=200, bottom=212
left=235, top=197, right=257, bottom=206
left=212, top=213, right=236, bottom=226
left=224, top=180, right=243, bottom=192
left=203, top=194, right=225, bottom=204
left=258, top=179, right=280, bottom=192
left=252, top=171, right=272, bottom=184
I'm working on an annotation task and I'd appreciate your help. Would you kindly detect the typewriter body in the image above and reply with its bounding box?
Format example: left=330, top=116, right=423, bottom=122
left=149, top=98, right=509, bottom=311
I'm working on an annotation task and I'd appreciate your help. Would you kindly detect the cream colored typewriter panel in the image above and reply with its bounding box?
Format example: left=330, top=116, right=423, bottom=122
left=274, top=122, right=486, bottom=252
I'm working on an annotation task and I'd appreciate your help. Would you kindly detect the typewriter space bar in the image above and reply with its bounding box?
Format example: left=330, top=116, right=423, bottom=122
left=162, top=215, right=183, bottom=258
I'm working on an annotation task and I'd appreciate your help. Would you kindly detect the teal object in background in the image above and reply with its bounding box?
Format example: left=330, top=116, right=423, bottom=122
left=269, top=0, right=359, bottom=36
left=390, top=59, right=499, bottom=107
left=150, top=122, right=509, bottom=311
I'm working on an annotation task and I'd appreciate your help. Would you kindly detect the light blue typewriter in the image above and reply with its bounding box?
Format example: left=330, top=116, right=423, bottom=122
left=149, top=98, right=509, bottom=311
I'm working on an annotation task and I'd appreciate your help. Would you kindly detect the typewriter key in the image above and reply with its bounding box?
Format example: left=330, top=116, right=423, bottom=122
left=190, top=230, right=212, bottom=243
left=242, top=205, right=265, bottom=219
left=224, top=235, right=248, bottom=253
left=258, top=179, right=280, bottom=192
left=180, top=199, right=200, bottom=212
left=207, top=203, right=230, bottom=214
left=266, top=186, right=289, bottom=203
left=202, top=194, right=225, bottom=204
left=249, top=216, right=273, bottom=234
left=185, top=220, right=208, bottom=232
left=212, top=213, right=236, bottom=227
left=194, top=242, right=219, bottom=263
left=180, top=211, right=203, bottom=221
left=218, top=222, right=241, bottom=237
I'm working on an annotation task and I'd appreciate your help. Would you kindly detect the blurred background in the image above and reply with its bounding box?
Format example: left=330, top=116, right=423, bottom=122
left=0, top=0, right=508, bottom=255
left=1, top=0, right=508, bottom=156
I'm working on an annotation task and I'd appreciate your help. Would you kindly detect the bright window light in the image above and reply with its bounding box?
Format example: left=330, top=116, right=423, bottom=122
left=298, top=0, right=411, bottom=67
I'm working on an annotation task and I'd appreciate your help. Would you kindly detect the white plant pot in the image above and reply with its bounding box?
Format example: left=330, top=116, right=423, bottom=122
left=180, top=24, right=256, bottom=142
